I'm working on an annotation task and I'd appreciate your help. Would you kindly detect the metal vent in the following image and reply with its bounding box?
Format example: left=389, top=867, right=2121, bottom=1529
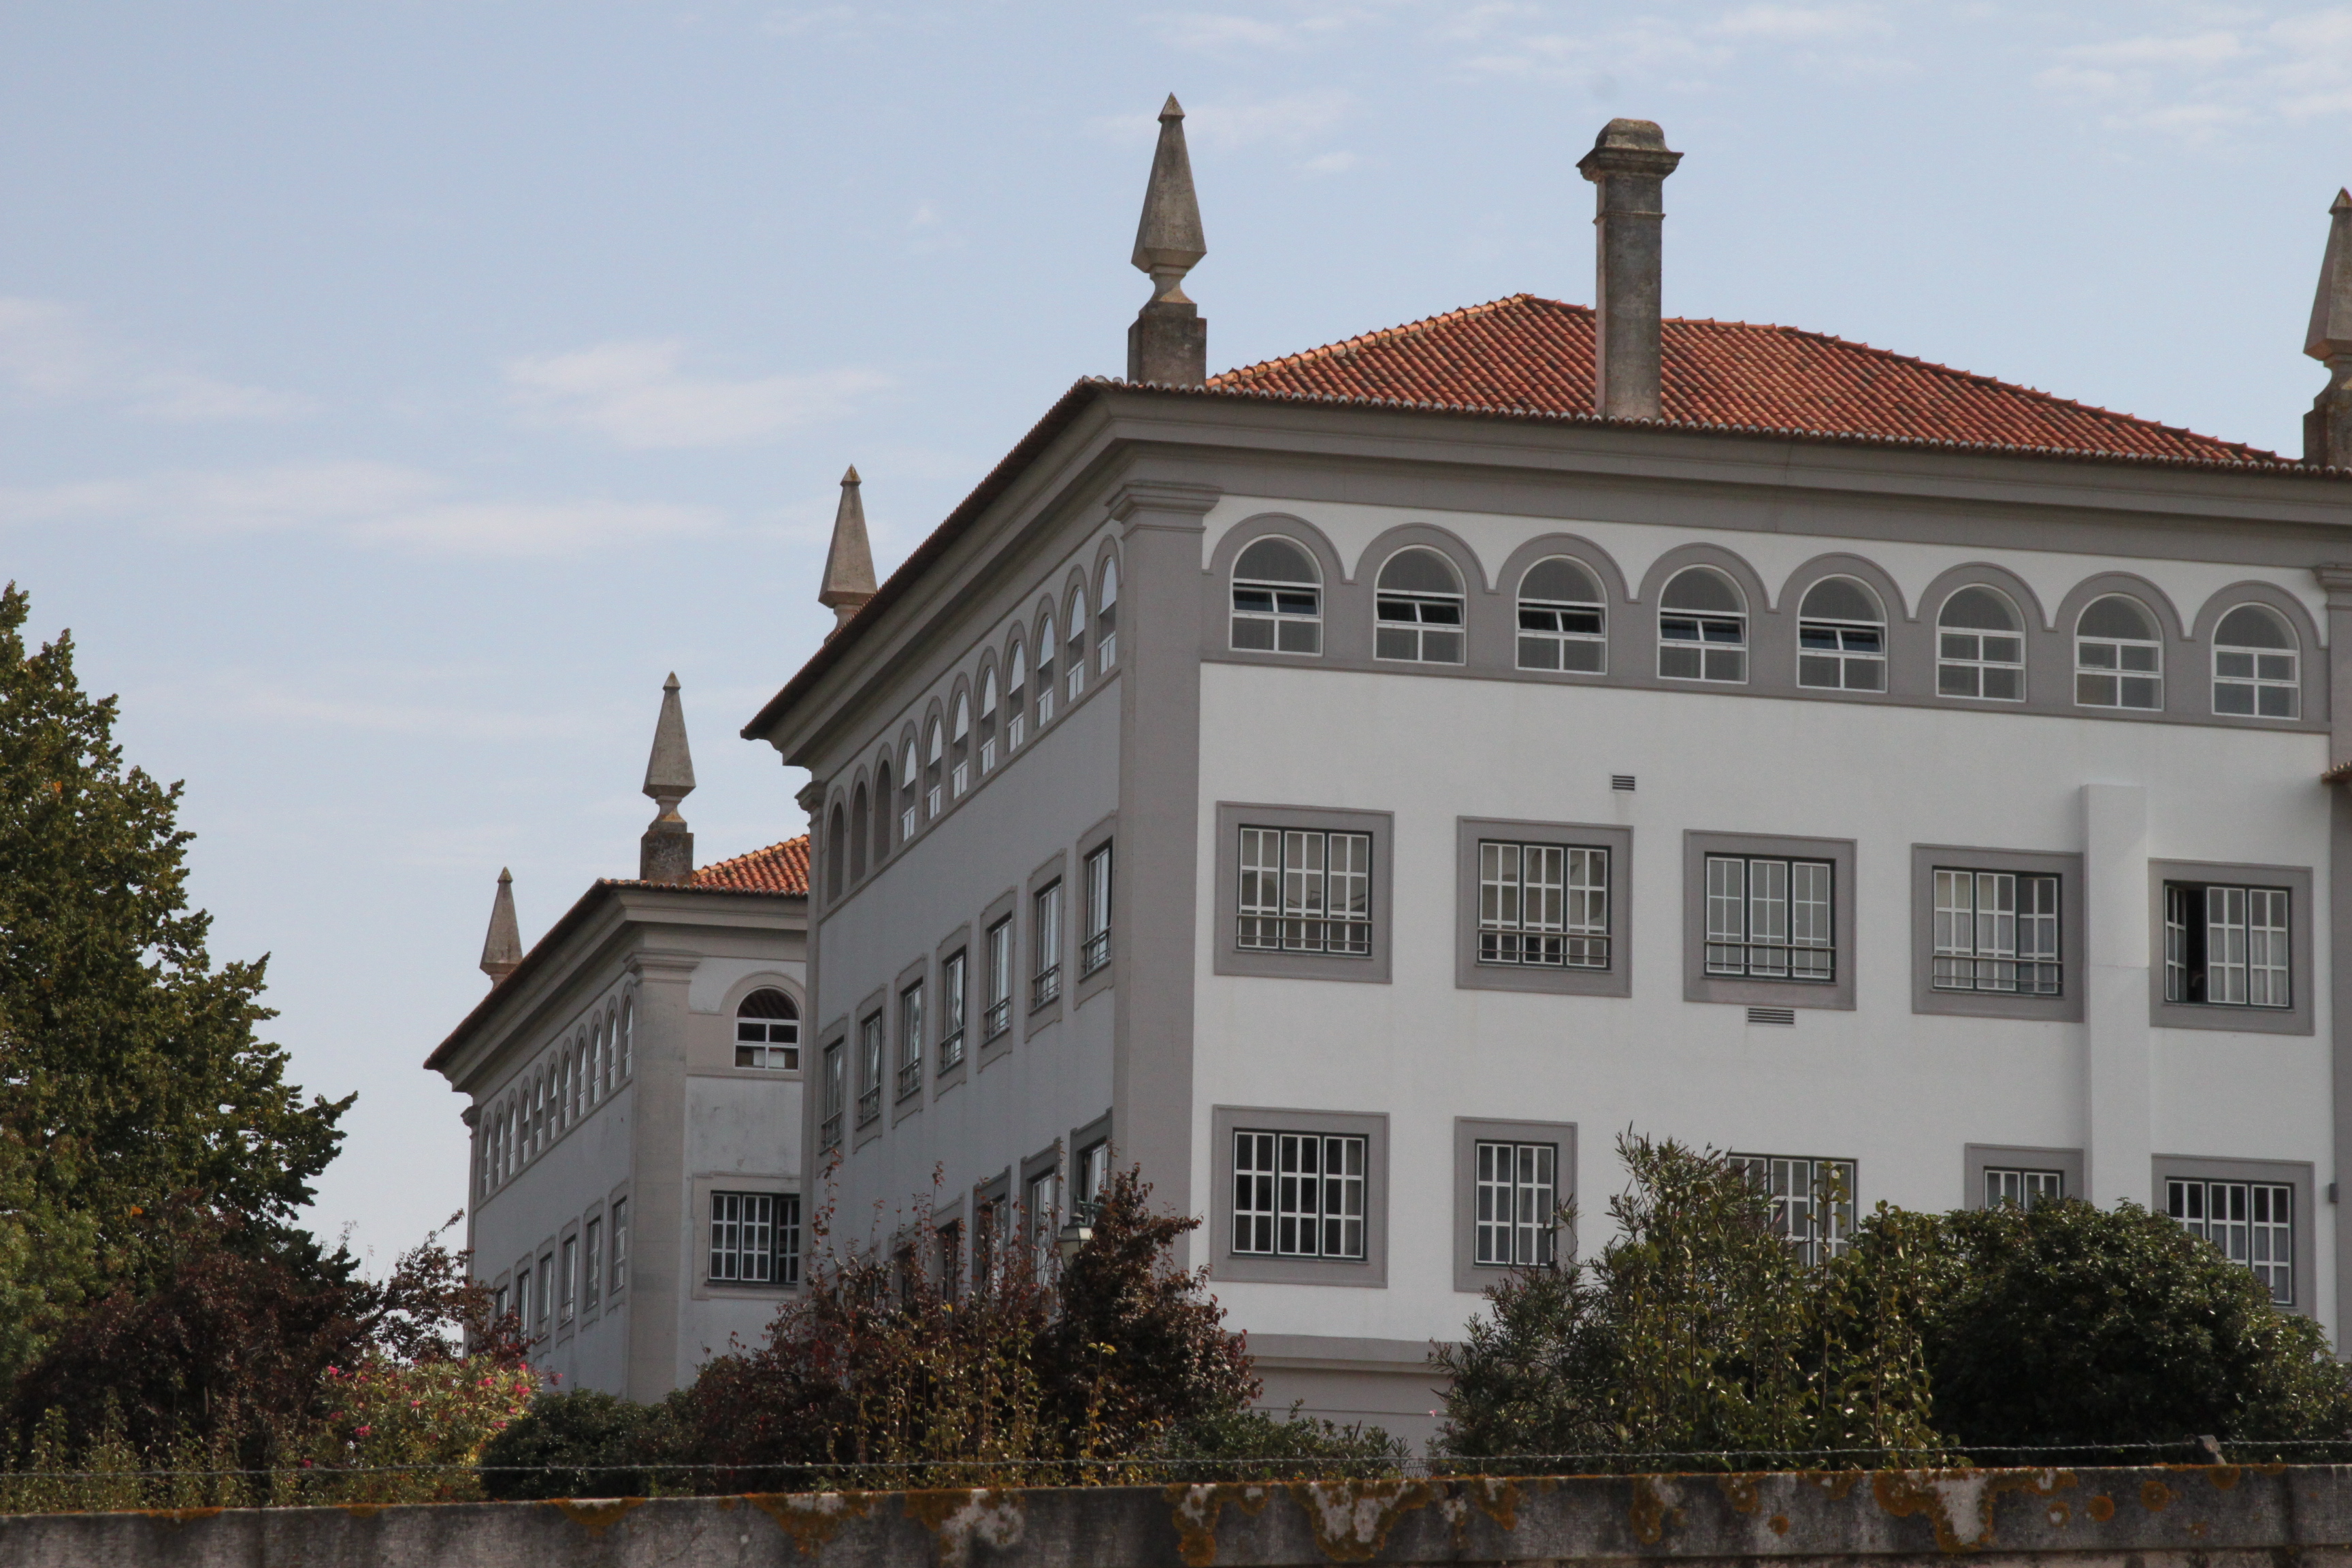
left=1611, top=774, right=1637, bottom=791
left=1746, top=1006, right=1796, bottom=1027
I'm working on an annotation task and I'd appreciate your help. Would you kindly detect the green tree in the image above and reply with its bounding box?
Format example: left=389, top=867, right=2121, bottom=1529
left=0, top=583, right=349, bottom=1380
left=1927, top=1198, right=2352, bottom=1450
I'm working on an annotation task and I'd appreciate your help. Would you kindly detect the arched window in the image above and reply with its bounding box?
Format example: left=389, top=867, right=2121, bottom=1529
left=1036, top=612, right=1058, bottom=723
left=591, top=1017, right=608, bottom=1105
left=1796, top=577, right=1886, bottom=691
left=899, top=740, right=919, bottom=838
left=828, top=801, right=847, bottom=898
left=1517, top=557, right=1605, bottom=672
left=1375, top=549, right=1465, bottom=664
left=1065, top=586, right=1088, bottom=702
left=979, top=668, right=1000, bottom=770
left=736, top=987, right=801, bottom=1071
left=2213, top=604, right=2298, bottom=718
left=874, top=759, right=893, bottom=856
left=1659, top=568, right=1746, bottom=683
left=1007, top=642, right=1028, bottom=750
left=851, top=783, right=870, bottom=881
left=1937, top=587, right=2025, bottom=701
left=1097, top=558, right=1119, bottom=669
left=573, top=1032, right=589, bottom=1119
left=1230, top=537, right=1322, bottom=654
left=621, top=996, right=634, bottom=1079
left=951, top=694, right=972, bottom=796
left=604, top=1004, right=621, bottom=1092
left=2076, top=595, right=2161, bottom=709
left=924, top=720, right=944, bottom=817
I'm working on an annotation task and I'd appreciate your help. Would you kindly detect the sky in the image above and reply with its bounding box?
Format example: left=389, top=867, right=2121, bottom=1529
left=2, top=1, right=2349, bottom=1274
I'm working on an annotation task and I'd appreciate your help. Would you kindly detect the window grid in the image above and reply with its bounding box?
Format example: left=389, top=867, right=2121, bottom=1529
left=610, top=1198, right=628, bottom=1294
left=1028, top=1171, right=1058, bottom=1279
left=1731, top=1154, right=1855, bottom=1264
left=1474, top=1141, right=1557, bottom=1267
left=1659, top=610, right=1745, bottom=682
left=735, top=992, right=801, bottom=1071
left=857, top=1013, right=883, bottom=1128
left=2215, top=645, right=2299, bottom=718
left=2165, top=883, right=2291, bottom=1009
left=1938, top=634, right=2025, bottom=699
left=559, top=1235, right=577, bottom=1322
left=1477, top=841, right=1609, bottom=968
left=1797, top=618, right=1885, bottom=691
left=938, top=950, right=966, bottom=1072
left=1932, top=870, right=2061, bottom=995
left=1232, top=579, right=1323, bottom=653
left=1032, top=881, right=1062, bottom=1009
left=583, top=1218, right=602, bottom=1311
left=1081, top=844, right=1113, bottom=976
left=1705, top=855, right=1835, bottom=981
left=896, top=983, right=924, bottom=1101
left=709, top=1191, right=777, bottom=1284
left=1375, top=592, right=1465, bottom=664
left=1517, top=595, right=1604, bottom=672
left=1984, top=1167, right=2064, bottom=1208
left=820, top=1041, right=844, bottom=1147
left=2169, top=1178, right=2291, bottom=1304
left=1230, top=1131, right=1367, bottom=1259
left=2076, top=636, right=2161, bottom=708
left=1237, top=828, right=1372, bottom=956
left=983, top=918, right=1013, bottom=1040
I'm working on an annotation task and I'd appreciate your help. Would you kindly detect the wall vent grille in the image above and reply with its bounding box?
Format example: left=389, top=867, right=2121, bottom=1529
left=1746, top=1006, right=1796, bottom=1027
left=1611, top=774, right=1636, bottom=791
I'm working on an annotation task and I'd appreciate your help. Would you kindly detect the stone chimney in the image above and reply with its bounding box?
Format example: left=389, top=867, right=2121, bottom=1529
left=1577, top=118, right=1683, bottom=421
left=479, top=868, right=522, bottom=984
left=2305, top=189, right=2352, bottom=468
left=639, top=673, right=697, bottom=884
left=818, top=466, right=878, bottom=634
left=1128, top=95, right=1208, bottom=386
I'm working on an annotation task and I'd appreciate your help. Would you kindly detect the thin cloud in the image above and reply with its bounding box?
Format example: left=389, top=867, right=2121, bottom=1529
left=2036, top=7, right=2352, bottom=141
left=0, top=461, right=718, bottom=559
left=0, top=295, right=312, bottom=421
left=504, top=339, right=892, bottom=450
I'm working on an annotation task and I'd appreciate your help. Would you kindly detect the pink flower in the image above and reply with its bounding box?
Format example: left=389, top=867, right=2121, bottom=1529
left=354, top=1426, right=372, bottom=1437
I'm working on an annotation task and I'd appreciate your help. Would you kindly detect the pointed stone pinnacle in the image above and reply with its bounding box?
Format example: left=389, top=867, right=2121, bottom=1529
left=642, top=673, right=696, bottom=808
left=1132, top=93, right=1207, bottom=303
left=819, top=465, right=878, bottom=631
left=480, top=867, right=522, bottom=983
left=2308, top=189, right=2352, bottom=363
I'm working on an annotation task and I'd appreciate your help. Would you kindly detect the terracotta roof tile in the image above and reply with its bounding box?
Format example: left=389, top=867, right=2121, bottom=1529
left=1209, top=295, right=2279, bottom=465
left=689, top=836, right=810, bottom=895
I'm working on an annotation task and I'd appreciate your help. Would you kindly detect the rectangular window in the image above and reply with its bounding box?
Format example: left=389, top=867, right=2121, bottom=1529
left=1705, top=855, right=1835, bottom=981
left=2165, top=883, right=2291, bottom=1008
left=1081, top=843, right=1113, bottom=976
left=513, top=1269, right=532, bottom=1338
left=1230, top=1130, right=1367, bottom=1259
left=1731, top=1154, right=1854, bottom=1265
left=1984, top=1166, right=2064, bottom=1208
left=938, top=950, right=967, bottom=1071
left=858, top=1013, right=883, bottom=1126
left=536, top=1254, right=553, bottom=1329
left=710, top=1191, right=779, bottom=1284
left=1028, top=1169, right=1058, bottom=1277
left=1237, top=827, right=1371, bottom=956
left=493, top=1284, right=510, bottom=1323
left=1474, top=1140, right=1557, bottom=1268
left=2169, top=1178, right=2292, bottom=1304
left=937, top=1220, right=962, bottom=1302
left=1477, top=840, right=1609, bottom=968
left=559, top=1236, right=577, bottom=1322
left=1933, top=869, right=2061, bottom=995
left=821, top=1041, right=845, bottom=1147
left=583, top=1218, right=603, bottom=1311
left=1075, top=1141, right=1111, bottom=1218
left=1032, top=881, right=1062, bottom=1009
left=896, top=983, right=924, bottom=1100
left=984, top=918, right=1013, bottom=1040
left=610, top=1198, right=629, bottom=1294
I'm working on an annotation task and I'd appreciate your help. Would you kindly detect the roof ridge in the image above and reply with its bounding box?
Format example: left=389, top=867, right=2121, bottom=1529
left=1212, top=294, right=1564, bottom=387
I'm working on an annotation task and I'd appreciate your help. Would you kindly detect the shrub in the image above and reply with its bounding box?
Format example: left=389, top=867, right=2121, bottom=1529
left=1149, top=1405, right=1409, bottom=1480
left=300, top=1355, right=538, bottom=1503
left=476, top=1389, right=679, bottom=1500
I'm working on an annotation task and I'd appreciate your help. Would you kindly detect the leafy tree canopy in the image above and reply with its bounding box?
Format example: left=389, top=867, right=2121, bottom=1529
left=0, top=584, right=349, bottom=1379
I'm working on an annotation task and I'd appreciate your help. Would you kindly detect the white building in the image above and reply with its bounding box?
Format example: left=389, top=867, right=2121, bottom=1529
left=429, top=676, right=811, bottom=1400
left=742, top=112, right=2352, bottom=1446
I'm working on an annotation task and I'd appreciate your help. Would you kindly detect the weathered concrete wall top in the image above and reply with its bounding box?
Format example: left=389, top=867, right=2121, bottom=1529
left=5, top=1465, right=2349, bottom=1568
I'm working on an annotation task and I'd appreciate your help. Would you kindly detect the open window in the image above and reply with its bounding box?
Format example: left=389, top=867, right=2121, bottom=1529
left=1375, top=549, right=1465, bottom=664
left=1516, top=558, right=1605, bottom=672
left=1097, top=557, right=1119, bottom=669
left=1795, top=577, right=1885, bottom=691
left=1658, top=568, right=1745, bottom=683
left=1230, top=537, right=1322, bottom=654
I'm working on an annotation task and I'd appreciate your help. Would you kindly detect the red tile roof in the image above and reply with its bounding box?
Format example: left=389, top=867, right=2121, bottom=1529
left=1209, top=295, right=2281, bottom=465
left=690, top=836, right=810, bottom=895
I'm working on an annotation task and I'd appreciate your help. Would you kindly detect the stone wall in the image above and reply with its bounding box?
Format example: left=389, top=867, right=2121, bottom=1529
left=4, top=1464, right=2349, bottom=1567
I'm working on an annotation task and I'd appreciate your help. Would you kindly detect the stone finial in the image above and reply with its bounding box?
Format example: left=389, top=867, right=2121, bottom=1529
left=1127, top=95, right=1209, bottom=386
left=640, top=673, right=696, bottom=885
left=480, top=868, right=523, bottom=984
left=1576, top=118, right=1684, bottom=423
left=819, top=466, right=879, bottom=633
left=2305, top=189, right=2352, bottom=468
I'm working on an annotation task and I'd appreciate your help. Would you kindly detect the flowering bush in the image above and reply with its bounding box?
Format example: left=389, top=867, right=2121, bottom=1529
left=299, top=1354, right=538, bottom=1502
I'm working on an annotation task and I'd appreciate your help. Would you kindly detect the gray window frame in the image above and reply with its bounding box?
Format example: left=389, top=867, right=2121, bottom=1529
left=1455, top=818, right=1632, bottom=996
left=977, top=889, right=1017, bottom=1066
left=933, top=924, right=971, bottom=1093
left=1024, top=851, right=1067, bottom=1037
left=1963, top=1143, right=2083, bottom=1210
left=2153, top=1154, right=2314, bottom=1313
left=817, top=1022, right=847, bottom=1151
left=853, top=987, right=887, bottom=1147
left=2146, top=859, right=2315, bottom=1035
left=1209, top=1105, right=1388, bottom=1287
left=1682, top=831, right=1857, bottom=1010
left=1454, top=1117, right=1577, bottom=1292
left=1069, top=1109, right=1114, bottom=1219
left=1911, top=845, right=2085, bottom=1022
left=892, top=958, right=927, bottom=1120
left=1076, top=813, right=1117, bottom=1009
left=1213, top=802, right=1394, bottom=983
